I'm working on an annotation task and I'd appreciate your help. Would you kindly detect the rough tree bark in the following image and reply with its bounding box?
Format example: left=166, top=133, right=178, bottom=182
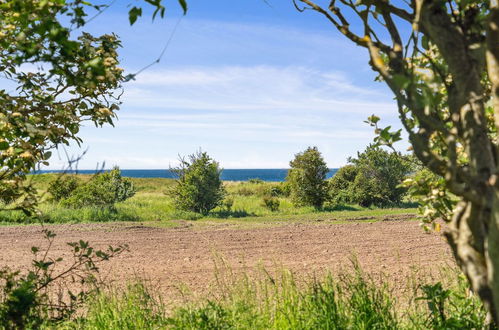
left=296, top=0, right=499, bottom=324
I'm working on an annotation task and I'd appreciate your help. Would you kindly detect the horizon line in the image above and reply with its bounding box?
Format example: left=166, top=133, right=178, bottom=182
left=38, top=167, right=340, bottom=171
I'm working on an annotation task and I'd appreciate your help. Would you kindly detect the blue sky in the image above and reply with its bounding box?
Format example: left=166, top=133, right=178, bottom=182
left=47, top=0, right=406, bottom=169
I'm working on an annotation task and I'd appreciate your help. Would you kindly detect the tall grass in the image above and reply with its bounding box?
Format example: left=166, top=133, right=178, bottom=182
left=67, top=283, right=169, bottom=330
left=58, top=264, right=488, bottom=329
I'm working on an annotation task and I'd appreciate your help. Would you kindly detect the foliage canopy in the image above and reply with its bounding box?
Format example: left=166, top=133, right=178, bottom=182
left=329, top=146, right=412, bottom=207
left=170, top=151, right=225, bottom=215
left=286, top=146, right=329, bottom=209
left=61, top=167, right=135, bottom=208
left=0, top=0, right=186, bottom=214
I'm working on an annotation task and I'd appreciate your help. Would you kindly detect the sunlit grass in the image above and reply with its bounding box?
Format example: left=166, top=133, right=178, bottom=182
left=0, top=174, right=417, bottom=225
left=59, top=262, right=486, bottom=329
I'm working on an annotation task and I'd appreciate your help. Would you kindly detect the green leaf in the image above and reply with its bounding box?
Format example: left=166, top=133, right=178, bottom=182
left=128, top=7, right=142, bottom=25
left=0, top=141, right=8, bottom=150
left=392, top=74, right=411, bottom=89
left=367, top=114, right=380, bottom=124
left=178, top=0, right=188, bottom=14
left=380, top=126, right=392, bottom=141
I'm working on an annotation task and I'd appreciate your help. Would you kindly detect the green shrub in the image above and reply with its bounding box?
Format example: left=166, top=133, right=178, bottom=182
left=286, top=146, right=329, bottom=209
left=349, top=145, right=412, bottom=207
left=328, top=165, right=358, bottom=205
left=61, top=167, right=135, bottom=208
left=329, top=146, right=412, bottom=208
left=248, top=178, right=264, bottom=184
left=169, top=151, right=225, bottom=215
left=47, top=175, right=81, bottom=202
left=262, top=196, right=280, bottom=212
left=265, top=184, right=289, bottom=198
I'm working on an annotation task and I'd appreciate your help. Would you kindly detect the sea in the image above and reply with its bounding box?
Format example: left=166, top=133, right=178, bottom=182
left=38, top=169, right=338, bottom=182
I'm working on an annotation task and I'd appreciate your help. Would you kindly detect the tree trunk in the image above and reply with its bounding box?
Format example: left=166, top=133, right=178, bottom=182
left=489, top=192, right=499, bottom=325
left=446, top=195, right=499, bottom=325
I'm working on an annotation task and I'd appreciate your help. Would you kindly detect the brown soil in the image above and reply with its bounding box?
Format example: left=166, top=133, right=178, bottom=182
left=0, top=216, right=453, bottom=301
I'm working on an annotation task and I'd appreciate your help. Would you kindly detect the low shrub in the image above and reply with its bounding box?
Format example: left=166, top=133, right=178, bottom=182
left=262, top=196, right=280, bottom=212
left=61, top=167, right=135, bottom=208
left=47, top=176, right=81, bottom=202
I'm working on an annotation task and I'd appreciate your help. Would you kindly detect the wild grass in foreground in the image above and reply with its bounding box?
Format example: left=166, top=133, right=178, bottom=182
left=58, top=264, right=488, bottom=330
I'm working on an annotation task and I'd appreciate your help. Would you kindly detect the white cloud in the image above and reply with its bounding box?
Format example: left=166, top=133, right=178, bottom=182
left=122, top=65, right=395, bottom=115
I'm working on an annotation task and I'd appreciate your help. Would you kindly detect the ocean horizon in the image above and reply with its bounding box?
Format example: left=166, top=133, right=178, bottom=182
left=37, top=168, right=339, bottom=182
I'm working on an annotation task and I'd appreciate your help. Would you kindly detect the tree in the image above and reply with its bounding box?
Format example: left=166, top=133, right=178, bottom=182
left=295, top=0, right=499, bottom=323
left=286, top=146, right=329, bottom=209
left=0, top=0, right=186, bottom=215
left=329, top=147, right=412, bottom=207
left=170, top=151, right=225, bottom=215
left=350, top=145, right=412, bottom=207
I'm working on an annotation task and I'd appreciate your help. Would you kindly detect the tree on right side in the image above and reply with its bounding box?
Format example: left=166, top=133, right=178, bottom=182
left=286, top=146, right=329, bottom=209
left=295, top=0, right=499, bottom=324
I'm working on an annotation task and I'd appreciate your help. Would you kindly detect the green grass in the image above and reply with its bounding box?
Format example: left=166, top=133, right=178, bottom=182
left=0, top=174, right=417, bottom=225
left=56, top=263, right=487, bottom=330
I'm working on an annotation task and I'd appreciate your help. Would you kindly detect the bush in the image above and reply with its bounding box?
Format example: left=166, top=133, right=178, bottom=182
left=328, top=146, right=412, bottom=208
left=262, top=196, right=280, bottom=212
left=328, top=165, right=358, bottom=205
left=248, top=178, right=264, bottom=184
left=61, top=167, right=135, bottom=208
left=47, top=176, right=81, bottom=202
left=170, top=151, right=225, bottom=215
left=349, top=145, right=412, bottom=207
left=286, top=146, right=329, bottom=209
